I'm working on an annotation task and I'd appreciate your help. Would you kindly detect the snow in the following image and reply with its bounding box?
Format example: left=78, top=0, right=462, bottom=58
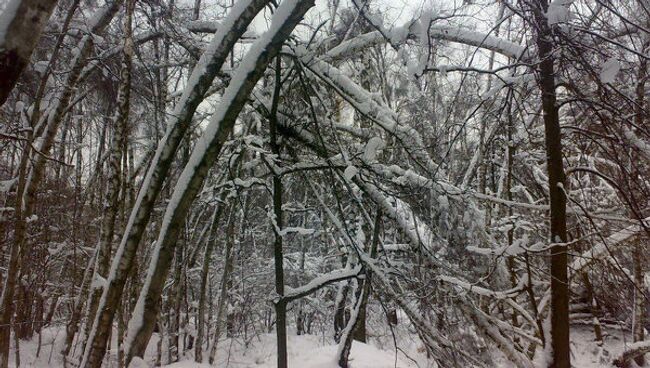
left=205, top=333, right=420, bottom=368
left=7, top=326, right=421, bottom=368
left=546, top=0, right=573, bottom=26
left=298, top=53, right=441, bottom=175
left=362, top=136, right=385, bottom=162
left=90, top=274, right=108, bottom=291
left=5, top=316, right=650, bottom=368
left=279, top=226, right=316, bottom=236
left=599, top=57, right=620, bottom=84
left=186, top=20, right=257, bottom=40
left=33, top=61, right=48, bottom=74
left=324, top=21, right=525, bottom=61
left=130, top=357, right=151, bottom=368
left=0, top=0, right=20, bottom=45
left=0, top=178, right=16, bottom=193
left=283, top=266, right=361, bottom=301
left=623, top=128, right=650, bottom=160
left=571, top=216, right=650, bottom=274
left=344, top=165, right=358, bottom=180
left=439, top=275, right=516, bottom=299
left=429, top=24, right=526, bottom=59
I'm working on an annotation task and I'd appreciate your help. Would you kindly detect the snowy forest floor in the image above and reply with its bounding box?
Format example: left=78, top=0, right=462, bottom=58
left=6, top=324, right=643, bottom=367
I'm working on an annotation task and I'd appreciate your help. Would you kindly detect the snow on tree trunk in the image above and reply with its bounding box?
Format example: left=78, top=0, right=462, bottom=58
left=121, top=1, right=315, bottom=365
left=0, top=0, right=58, bottom=106
left=85, top=0, right=134, bottom=351
left=79, top=2, right=270, bottom=367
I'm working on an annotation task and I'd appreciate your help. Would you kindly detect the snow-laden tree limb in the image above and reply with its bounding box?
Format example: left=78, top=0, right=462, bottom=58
left=571, top=217, right=650, bottom=275
left=323, top=22, right=526, bottom=62
left=122, top=0, right=315, bottom=364
left=282, top=265, right=362, bottom=302
left=80, top=1, right=271, bottom=367
left=613, top=340, right=650, bottom=367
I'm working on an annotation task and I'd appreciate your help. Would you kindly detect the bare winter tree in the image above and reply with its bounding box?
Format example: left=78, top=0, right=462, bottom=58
left=0, top=0, right=649, bottom=367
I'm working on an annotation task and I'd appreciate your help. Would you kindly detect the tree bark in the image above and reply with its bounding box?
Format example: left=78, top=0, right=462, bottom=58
left=80, top=3, right=270, bottom=366
left=0, top=0, right=59, bottom=105
left=120, top=2, right=315, bottom=365
left=633, top=240, right=646, bottom=366
left=352, top=210, right=381, bottom=343
left=195, top=203, right=225, bottom=363
left=532, top=1, right=570, bottom=367
left=269, top=54, right=288, bottom=368
left=632, top=42, right=647, bottom=367
left=84, top=0, right=134, bottom=358
left=340, top=211, right=381, bottom=366
left=207, top=213, right=235, bottom=365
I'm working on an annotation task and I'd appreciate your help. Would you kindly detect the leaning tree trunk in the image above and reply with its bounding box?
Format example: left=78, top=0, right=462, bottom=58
left=337, top=279, right=362, bottom=368
left=61, top=251, right=97, bottom=365
left=168, top=233, right=184, bottom=364
left=532, top=1, right=570, bottom=367
left=119, top=1, right=315, bottom=365
left=632, top=237, right=646, bottom=368
left=79, top=3, right=270, bottom=366
left=0, top=0, right=59, bottom=106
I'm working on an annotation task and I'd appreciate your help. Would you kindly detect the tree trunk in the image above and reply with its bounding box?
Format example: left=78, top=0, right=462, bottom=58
left=0, top=2, right=123, bottom=364
left=61, top=251, right=97, bottom=364
left=120, top=2, right=314, bottom=365
left=84, top=0, right=134, bottom=357
left=270, top=54, right=288, bottom=368
left=340, top=211, right=381, bottom=366
left=532, top=1, right=570, bottom=367
left=80, top=3, right=270, bottom=366
left=168, top=235, right=184, bottom=363
left=334, top=282, right=349, bottom=342
left=207, top=214, right=235, bottom=365
left=352, top=210, right=382, bottom=343
left=195, top=203, right=226, bottom=363
left=632, top=42, right=647, bottom=368
left=633, top=242, right=645, bottom=366
left=0, top=0, right=59, bottom=105
left=337, top=280, right=362, bottom=368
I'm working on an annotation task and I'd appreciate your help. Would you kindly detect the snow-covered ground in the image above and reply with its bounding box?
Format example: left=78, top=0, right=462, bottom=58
left=6, top=324, right=645, bottom=367
left=10, top=327, right=426, bottom=368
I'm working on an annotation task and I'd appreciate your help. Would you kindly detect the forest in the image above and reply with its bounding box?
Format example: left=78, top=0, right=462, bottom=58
left=0, top=0, right=649, bottom=367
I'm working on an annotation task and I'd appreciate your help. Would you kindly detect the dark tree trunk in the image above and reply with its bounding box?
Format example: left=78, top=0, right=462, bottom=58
left=270, top=54, right=288, bottom=368
left=532, top=1, right=570, bottom=367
